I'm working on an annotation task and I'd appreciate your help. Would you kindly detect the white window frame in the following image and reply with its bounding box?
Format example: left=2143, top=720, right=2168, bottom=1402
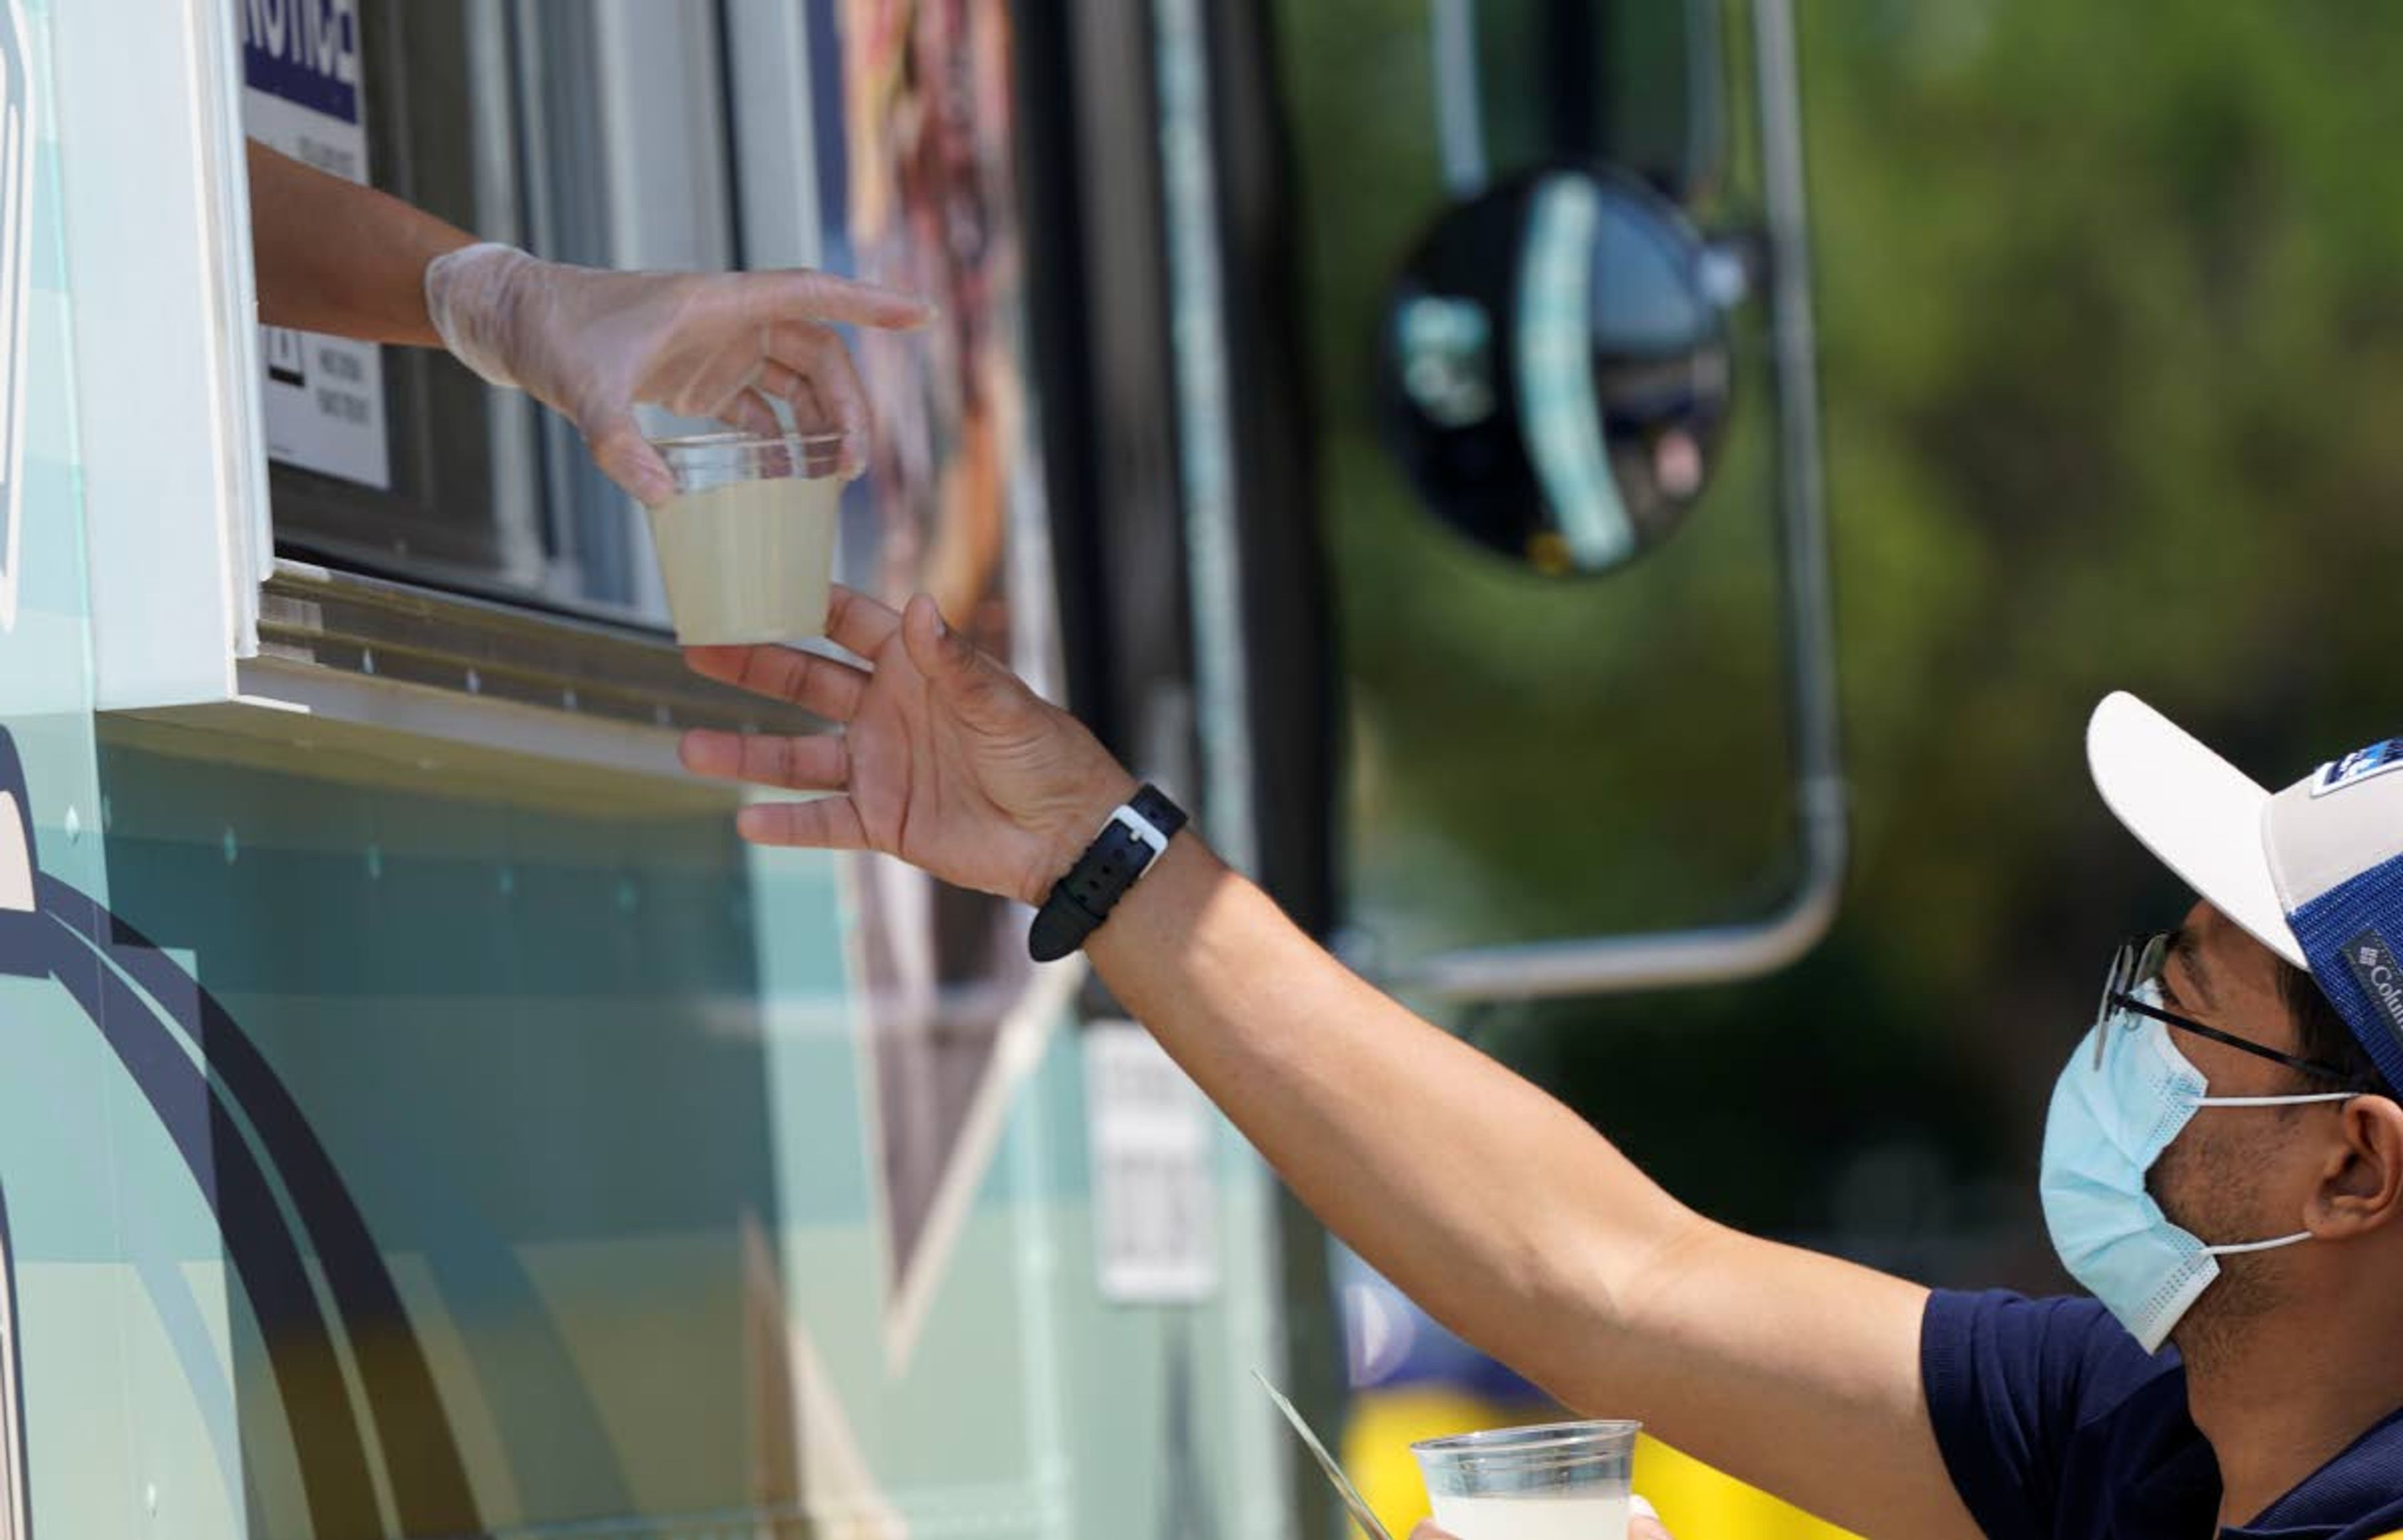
left=58, top=0, right=267, bottom=711
left=53, top=0, right=831, bottom=783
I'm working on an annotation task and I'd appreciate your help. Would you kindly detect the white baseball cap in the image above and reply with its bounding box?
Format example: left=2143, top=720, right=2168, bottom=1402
left=2088, top=690, right=2403, bottom=1086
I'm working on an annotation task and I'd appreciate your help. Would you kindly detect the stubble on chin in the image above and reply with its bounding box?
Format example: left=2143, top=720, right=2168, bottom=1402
left=2154, top=1128, right=2292, bottom=1366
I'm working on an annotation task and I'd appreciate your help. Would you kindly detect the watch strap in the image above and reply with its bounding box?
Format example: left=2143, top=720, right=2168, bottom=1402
left=1028, top=785, right=1188, bottom=962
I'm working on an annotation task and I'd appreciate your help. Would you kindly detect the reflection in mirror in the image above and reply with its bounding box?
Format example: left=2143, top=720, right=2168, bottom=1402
left=1377, top=167, right=1735, bottom=576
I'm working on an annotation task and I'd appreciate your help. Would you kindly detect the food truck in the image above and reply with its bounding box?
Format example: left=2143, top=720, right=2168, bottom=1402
left=0, top=1, right=1835, bottom=1536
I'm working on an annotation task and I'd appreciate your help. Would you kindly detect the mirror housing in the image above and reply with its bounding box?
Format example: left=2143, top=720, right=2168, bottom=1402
left=1377, top=166, right=1734, bottom=577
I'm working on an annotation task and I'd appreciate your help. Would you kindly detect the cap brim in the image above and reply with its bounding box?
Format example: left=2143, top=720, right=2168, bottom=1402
left=2087, top=691, right=2305, bottom=967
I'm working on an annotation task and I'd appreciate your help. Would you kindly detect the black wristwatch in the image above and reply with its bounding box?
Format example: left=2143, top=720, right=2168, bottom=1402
left=1028, top=784, right=1188, bottom=962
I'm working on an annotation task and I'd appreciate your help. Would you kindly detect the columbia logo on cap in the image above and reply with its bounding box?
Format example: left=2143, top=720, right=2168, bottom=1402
left=2342, top=928, right=2403, bottom=1037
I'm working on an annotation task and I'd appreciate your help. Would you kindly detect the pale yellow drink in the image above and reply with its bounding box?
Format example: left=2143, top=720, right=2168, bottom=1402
left=648, top=432, right=844, bottom=645
left=1414, top=1422, right=1641, bottom=1540
left=1430, top=1491, right=1633, bottom=1540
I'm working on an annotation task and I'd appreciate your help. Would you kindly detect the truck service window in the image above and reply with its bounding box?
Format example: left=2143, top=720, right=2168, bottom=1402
left=241, top=0, right=743, bottom=631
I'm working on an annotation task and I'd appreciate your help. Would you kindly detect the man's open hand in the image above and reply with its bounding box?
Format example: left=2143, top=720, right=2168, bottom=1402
left=679, top=586, right=1137, bottom=906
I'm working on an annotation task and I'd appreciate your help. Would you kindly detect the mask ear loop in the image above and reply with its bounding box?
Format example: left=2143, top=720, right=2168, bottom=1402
left=2200, top=1231, right=2314, bottom=1257
left=2183, top=1090, right=2359, bottom=1254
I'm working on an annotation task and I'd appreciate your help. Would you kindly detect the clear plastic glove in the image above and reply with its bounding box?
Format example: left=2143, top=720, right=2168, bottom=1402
left=423, top=242, right=930, bottom=505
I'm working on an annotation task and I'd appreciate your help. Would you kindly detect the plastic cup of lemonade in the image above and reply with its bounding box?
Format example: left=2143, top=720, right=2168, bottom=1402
left=1412, top=1421, right=1643, bottom=1540
left=646, top=431, right=844, bottom=645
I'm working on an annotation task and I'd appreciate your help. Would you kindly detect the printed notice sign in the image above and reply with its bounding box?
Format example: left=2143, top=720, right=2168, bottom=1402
left=1083, top=1022, right=1218, bottom=1305
left=0, top=0, right=32, bottom=637
left=239, top=0, right=389, bottom=488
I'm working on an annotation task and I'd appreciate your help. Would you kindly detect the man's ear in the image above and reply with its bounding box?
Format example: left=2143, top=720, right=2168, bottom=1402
left=2310, top=1096, right=2403, bottom=1237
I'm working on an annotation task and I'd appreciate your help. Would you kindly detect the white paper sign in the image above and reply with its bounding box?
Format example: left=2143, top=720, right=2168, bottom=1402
left=0, top=0, right=30, bottom=637
left=239, top=0, right=389, bottom=489
left=1083, top=1022, right=1218, bottom=1305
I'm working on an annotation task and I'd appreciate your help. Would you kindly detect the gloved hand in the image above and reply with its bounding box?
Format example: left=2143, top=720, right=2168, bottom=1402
left=424, top=242, right=929, bottom=506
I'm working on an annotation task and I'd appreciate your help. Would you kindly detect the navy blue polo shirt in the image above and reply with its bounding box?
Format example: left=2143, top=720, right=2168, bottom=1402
left=1923, top=1290, right=2403, bottom=1537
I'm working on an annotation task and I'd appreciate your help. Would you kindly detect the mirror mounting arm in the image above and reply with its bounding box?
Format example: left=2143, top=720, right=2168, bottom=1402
left=1388, top=0, right=1845, bottom=1003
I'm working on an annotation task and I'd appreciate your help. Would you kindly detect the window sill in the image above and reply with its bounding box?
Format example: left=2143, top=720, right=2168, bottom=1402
left=100, top=561, right=827, bottom=817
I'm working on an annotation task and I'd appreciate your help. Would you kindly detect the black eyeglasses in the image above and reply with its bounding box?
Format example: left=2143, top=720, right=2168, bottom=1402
left=2096, top=932, right=2359, bottom=1085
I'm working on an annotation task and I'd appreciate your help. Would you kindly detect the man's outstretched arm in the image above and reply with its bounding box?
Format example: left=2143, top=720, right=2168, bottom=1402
left=681, top=590, right=1980, bottom=1540
left=1089, top=841, right=1971, bottom=1540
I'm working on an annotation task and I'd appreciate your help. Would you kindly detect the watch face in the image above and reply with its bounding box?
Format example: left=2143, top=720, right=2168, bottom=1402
left=1377, top=165, right=1735, bottom=577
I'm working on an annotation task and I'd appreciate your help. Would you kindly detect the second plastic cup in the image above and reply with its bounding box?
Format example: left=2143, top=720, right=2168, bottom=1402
left=646, top=431, right=844, bottom=646
left=1412, top=1421, right=1643, bottom=1540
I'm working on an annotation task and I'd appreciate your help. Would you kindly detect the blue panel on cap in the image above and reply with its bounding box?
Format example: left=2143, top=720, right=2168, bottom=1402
left=2288, top=849, right=2403, bottom=1089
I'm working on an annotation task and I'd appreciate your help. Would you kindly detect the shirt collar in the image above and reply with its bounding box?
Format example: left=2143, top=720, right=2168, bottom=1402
left=2223, top=1400, right=2403, bottom=1536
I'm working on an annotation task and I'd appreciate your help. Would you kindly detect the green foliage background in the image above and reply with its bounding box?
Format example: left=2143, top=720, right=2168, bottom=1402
left=1273, top=0, right=2403, bottom=1285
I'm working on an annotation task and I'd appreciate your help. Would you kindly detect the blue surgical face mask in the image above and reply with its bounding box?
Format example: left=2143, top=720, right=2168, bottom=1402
left=2039, top=981, right=2352, bottom=1353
